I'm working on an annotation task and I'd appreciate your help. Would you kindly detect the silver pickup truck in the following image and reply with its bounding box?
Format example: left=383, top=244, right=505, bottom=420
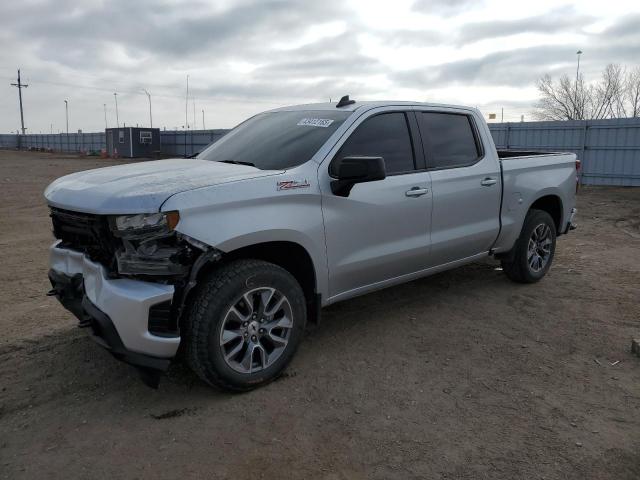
left=45, top=97, right=578, bottom=390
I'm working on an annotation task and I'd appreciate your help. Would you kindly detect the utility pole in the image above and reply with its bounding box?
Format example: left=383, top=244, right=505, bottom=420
left=64, top=100, right=69, bottom=134
left=185, top=75, right=189, bottom=129
left=143, top=89, right=152, bottom=128
left=113, top=92, right=120, bottom=128
left=10, top=69, right=28, bottom=135
left=103, top=104, right=108, bottom=129
left=202, top=109, right=205, bottom=130
left=501, top=108, right=504, bottom=123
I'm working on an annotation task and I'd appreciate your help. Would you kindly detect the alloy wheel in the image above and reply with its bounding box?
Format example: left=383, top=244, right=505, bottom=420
left=527, top=223, right=552, bottom=272
left=219, top=287, right=294, bottom=374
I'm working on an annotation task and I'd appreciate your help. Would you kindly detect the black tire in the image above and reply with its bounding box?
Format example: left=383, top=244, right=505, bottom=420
left=501, top=209, right=557, bottom=284
left=184, top=259, right=306, bottom=392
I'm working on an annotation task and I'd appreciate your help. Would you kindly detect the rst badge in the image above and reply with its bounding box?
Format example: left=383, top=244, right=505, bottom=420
left=277, top=179, right=311, bottom=191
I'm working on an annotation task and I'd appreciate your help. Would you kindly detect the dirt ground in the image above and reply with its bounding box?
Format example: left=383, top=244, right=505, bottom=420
left=0, top=150, right=639, bottom=479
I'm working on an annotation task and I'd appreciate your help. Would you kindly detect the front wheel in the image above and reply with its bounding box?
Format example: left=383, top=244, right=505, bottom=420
left=184, top=259, right=306, bottom=391
left=501, top=209, right=557, bottom=283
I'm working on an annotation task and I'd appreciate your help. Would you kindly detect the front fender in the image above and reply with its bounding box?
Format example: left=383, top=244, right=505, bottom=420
left=162, top=170, right=329, bottom=298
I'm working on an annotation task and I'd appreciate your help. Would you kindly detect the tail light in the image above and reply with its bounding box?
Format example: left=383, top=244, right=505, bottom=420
left=575, top=159, right=581, bottom=193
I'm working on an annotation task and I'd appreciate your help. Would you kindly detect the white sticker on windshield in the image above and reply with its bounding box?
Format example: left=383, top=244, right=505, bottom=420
left=297, top=118, right=334, bottom=128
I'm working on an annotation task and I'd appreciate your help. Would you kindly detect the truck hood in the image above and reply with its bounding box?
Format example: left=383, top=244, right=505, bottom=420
left=44, top=158, right=282, bottom=214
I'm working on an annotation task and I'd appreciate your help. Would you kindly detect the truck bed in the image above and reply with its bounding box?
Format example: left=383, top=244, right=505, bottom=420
left=492, top=150, right=577, bottom=253
left=497, top=150, right=571, bottom=159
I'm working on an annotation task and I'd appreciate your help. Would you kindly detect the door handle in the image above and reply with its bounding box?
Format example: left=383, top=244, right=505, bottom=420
left=405, top=187, right=429, bottom=197
left=481, top=177, right=497, bottom=186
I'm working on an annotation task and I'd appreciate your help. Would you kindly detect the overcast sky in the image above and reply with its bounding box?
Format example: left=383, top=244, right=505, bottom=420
left=1, top=0, right=639, bottom=133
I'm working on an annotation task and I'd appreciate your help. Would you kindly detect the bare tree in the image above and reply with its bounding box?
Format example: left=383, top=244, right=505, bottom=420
left=591, top=64, right=625, bottom=119
left=534, top=63, right=640, bottom=120
left=626, top=66, right=640, bottom=117
left=533, top=73, right=591, bottom=120
left=534, top=74, right=580, bottom=120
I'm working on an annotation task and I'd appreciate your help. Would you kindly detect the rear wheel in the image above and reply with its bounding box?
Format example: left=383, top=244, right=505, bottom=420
left=501, top=209, right=557, bottom=283
left=185, top=259, right=306, bottom=391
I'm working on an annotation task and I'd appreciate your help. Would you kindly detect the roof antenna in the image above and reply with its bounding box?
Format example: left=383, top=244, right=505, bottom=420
left=336, top=95, right=355, bottom=108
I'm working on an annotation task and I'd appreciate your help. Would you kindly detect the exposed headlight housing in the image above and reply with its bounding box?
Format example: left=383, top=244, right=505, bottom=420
left=109, top=211, right=187, bottom=277
left=112, top=211, right=180, bottom=236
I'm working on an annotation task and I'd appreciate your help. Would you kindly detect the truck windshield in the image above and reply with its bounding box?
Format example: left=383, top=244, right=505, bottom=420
left=197, top=110, right=351, bottom=170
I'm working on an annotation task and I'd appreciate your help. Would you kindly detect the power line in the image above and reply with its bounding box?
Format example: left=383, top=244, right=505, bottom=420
left=1, top=74, right=288, bottom=104
left=10, top=69, right=28, bottom=134
left=2, top=75, right=183, bottom=100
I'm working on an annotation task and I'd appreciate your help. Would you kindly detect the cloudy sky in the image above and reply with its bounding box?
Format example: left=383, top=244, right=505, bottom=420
left=1, top=0, right=639, bottom=133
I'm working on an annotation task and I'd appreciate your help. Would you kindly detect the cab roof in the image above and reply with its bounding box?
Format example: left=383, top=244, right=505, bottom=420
left=269, top=100, right=475, bottom=114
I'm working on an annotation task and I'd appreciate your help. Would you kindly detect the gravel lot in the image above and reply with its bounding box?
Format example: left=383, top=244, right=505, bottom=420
left=1, top=150, right=639, bottom=479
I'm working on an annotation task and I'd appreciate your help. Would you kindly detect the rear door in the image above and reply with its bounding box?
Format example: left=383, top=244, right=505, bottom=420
left=415, top=110, right=501, bottom=266
left=321, top=109, right=432, bottom=299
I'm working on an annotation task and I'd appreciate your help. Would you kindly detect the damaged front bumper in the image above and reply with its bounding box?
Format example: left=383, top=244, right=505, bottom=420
left=48, top=241, right=179, bottom=376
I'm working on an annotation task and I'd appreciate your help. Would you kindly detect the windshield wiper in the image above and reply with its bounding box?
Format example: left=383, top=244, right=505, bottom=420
left=218, top=159, right=257, bottom=167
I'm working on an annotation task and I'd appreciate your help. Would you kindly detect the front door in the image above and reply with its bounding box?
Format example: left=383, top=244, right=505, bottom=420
left=321, top=110, right=432, bottom=299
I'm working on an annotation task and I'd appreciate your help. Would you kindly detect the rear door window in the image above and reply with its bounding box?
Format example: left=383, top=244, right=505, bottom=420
left=418, top=112, right=481, bottom=169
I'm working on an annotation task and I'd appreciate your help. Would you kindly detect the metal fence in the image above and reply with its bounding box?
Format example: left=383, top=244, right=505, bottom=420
left=2, top=119, right=639, bottom=186
left=159, top=130, right=229, bottom=157
left=489, top=117, right=640, bottom=186
left=19, top=132, right=106, bottom=152
left=0, top=132, right=106, bottom=152
left=0, top=134, right=19, bottom=149
left=0, top=129, right=229, bottom=156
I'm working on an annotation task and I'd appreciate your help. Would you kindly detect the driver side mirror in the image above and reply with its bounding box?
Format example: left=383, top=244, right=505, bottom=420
left=329, top=156, right=386, bottom=197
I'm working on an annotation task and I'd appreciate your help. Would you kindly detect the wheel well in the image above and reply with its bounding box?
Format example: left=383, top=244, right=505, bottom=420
left=530, top=195, right=563, bottom=232
left=177, top=241, right=320, bottom=334
left=224, top=241, right=317, bottom=309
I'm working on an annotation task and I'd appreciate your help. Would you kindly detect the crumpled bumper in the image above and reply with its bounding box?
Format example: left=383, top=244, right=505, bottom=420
left=48, top=241, right=179, bottom=367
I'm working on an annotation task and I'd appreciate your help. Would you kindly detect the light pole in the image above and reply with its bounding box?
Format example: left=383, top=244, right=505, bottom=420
left=202, top=109, right=205, bottom=130
left=574, top=50, right=582, bottom=119
left=113, top=92, right=120, bottom=128
left=143, top=89, right=152, bottom=128
left=575, top=50, right=582, bottom=85
left=185, top=75, right=189, bottom=129
left=64, top=99, right=69, bottom=134
left=103, top=103, right=108, bottom=129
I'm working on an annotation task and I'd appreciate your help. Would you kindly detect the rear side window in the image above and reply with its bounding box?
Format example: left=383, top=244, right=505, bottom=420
left=338, top=112, right=415, bottom=174
left=418, top=112, right=481, bottom=169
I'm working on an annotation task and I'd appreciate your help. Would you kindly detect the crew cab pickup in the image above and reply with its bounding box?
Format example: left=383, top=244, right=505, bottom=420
left=45, top=97, right=578, bottom=390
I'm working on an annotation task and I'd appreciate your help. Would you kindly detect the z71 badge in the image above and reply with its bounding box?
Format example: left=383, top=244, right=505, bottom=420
left=277, top=179, right=311, bottom=191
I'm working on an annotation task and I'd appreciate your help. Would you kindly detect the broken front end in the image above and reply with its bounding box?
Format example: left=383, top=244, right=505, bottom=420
left=47, top=207, right=218, bottom=386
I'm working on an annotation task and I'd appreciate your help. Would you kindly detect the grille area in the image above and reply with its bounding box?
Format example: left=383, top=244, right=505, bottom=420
left=50, top=207, right=119, bottom=268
